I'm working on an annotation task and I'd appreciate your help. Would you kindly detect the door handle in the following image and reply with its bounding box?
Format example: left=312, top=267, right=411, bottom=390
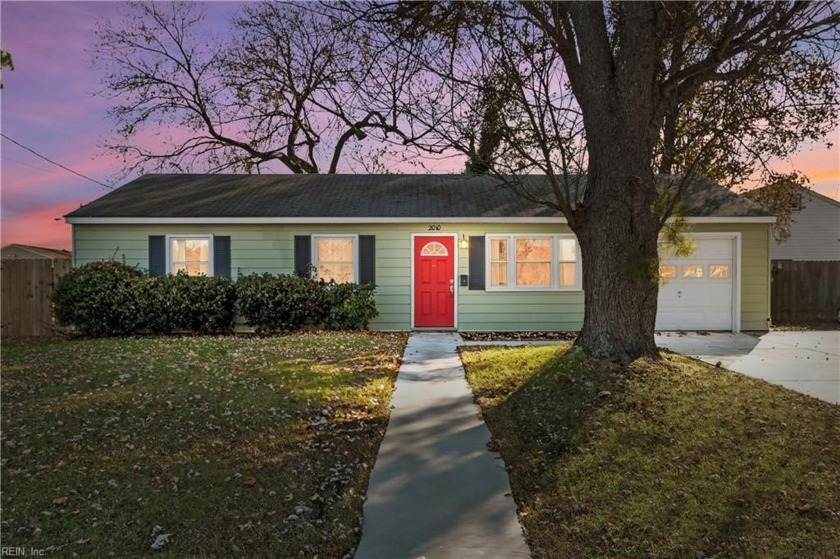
left=450, top=279, right=454, bottom=295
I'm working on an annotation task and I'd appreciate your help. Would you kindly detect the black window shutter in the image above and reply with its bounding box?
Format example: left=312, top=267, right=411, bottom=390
left=468, top=236, right=485, bottom=290
left=359, top=235, right=376, bottom=285
left=294, top=235, right=312, bottom=277
left=148, top=235, right=166, bottom=277
left=213, top=236, right=231, bottom=278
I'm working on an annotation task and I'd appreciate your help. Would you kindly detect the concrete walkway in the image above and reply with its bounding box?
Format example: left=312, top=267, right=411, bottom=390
left=355, top=332, right=530, bottom=559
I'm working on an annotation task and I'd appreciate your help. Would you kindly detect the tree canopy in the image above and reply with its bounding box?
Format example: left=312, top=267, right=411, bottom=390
left=1, top=49, right=14, bottom=89
left=96, top=1, right=840, bottom=362
left=95, top=1, right=428, bottom=174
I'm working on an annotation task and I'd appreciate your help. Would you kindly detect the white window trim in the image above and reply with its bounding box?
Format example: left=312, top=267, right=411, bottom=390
left=165, top=234, right=215, bottom=276
left=312, top=234, right=359, bottom=283
left=485, top=234, right=583, bottom=292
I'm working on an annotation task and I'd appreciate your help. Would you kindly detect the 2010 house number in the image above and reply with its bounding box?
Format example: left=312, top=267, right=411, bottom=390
left=428, top=224, right=441, bottom=231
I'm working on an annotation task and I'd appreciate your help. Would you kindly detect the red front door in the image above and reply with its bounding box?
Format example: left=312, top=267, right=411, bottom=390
left=413, top=236, right=455, bottom=328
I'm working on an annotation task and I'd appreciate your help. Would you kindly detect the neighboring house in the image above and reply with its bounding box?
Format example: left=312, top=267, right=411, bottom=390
left=1, top=244, right=71, bottom=260
left=64, top=174, right=774, bottom=332
left=766, top=187, right=839, bottom=261
left=746, top=186, right=840, bottom=323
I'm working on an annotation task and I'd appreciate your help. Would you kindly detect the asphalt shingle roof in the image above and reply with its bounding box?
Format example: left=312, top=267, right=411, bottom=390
left=65, top=174, right=772, bottom=219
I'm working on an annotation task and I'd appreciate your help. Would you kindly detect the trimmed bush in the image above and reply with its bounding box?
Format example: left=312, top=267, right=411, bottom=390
left=236, top=273, right=328, bottom=333
left=55, top=263, right=376, bottom=337
left=137, top=272, right=236, bottom=335
left=324, top=282, right=378, bottom=330
left=180, top=275, right=237, bottom=334
left=53, top=261, right=144, bottom=337
left=136, top=274, right=187, bottom=335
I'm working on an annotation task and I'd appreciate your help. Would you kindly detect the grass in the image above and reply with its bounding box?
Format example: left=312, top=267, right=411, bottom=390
left=1, top=332, right=407, bottom=558
left=461, top=344, right=840, bottom=559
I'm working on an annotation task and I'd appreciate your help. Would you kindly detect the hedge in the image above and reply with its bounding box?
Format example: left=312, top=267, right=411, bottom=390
left=53, top=262, right=377, bottom=337
left=234, top=273, right=378, bottom=333
left=136, top=273, right=237, bottom=335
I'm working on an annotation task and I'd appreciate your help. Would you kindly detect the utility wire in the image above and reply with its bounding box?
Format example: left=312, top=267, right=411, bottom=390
left=1, top=133, right=114, bottom=189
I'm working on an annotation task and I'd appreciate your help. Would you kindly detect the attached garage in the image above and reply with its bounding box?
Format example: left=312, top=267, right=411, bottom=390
left=657, top=234, right=739, bottom=331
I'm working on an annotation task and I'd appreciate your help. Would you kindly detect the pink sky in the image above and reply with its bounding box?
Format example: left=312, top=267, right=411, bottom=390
left=2, top=2, right=838, bottom=251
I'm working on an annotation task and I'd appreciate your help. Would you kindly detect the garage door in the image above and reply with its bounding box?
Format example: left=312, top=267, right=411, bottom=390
left=656, top=236, right=736, bottom=331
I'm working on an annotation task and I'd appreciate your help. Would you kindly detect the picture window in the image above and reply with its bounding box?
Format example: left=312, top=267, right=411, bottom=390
left=487, top=234, right=580, bottom=290
left=169, top=237, right=212, bottom=276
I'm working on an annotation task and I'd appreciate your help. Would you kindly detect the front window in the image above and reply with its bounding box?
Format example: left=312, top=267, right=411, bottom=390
left=557, top=238, right=577, bottom=287
left=490, top=238, right=509, bottom=287
left=515, top=237, right=551, bottom=287
left=487, top=234, right=580, bottom=290
left=170, top=237, right=211, bottom=276
left=314, top=236, right=356, bottom=283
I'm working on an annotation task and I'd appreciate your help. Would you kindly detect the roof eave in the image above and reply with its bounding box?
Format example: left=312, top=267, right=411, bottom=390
left=65, top=215, right=776, bottom=225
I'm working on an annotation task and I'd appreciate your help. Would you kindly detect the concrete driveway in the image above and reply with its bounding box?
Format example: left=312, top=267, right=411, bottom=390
left=656, top=331, right=840, bottom=405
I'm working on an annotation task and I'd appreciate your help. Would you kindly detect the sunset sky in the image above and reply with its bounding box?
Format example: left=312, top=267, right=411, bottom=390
left=2, top=1, right=838, bottom=251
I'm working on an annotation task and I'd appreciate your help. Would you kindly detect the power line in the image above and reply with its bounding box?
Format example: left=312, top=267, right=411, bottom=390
left=1, top=133, right=114, bottom=189
left=3, top=155, right=57, bottom=174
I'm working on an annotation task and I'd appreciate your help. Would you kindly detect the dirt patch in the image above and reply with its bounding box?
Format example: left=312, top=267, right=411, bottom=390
left=772, top=320, right=840, bottom=331
left=460, top=331, right=577, bottom=342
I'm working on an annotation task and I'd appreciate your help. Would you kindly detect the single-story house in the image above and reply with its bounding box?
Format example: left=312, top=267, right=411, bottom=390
left=752, top=186, right=839, bottom=261
left=1, top=243, right=71, bottom=260
left=746, top=185, right=839, bottom=323
left=64, top=174, right=775, bottom=332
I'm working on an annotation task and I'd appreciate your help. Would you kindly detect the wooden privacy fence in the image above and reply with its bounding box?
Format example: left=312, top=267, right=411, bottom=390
left=1, top=259, right=71, bottom=338
left=771, top=260, right=840, bottom=323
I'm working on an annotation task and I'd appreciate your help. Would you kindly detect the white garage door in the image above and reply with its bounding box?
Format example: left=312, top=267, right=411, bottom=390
left=656, top=236, right=736, bottom=331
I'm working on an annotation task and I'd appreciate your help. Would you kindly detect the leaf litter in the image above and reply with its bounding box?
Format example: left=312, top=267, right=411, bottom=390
left=2, top=332, right=407, bottom=557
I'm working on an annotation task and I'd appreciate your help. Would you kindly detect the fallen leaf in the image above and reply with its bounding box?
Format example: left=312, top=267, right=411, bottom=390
left=52, top=496, right=68, bottom=506
left=150, top=532, right=171, bottom=550
left=243, top=476, right=258, bottom=487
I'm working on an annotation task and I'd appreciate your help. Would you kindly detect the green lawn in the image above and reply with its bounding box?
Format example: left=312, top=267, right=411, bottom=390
left=1, top=332, right=406, bottom=558
left=461, top=345, right=840, bottom=559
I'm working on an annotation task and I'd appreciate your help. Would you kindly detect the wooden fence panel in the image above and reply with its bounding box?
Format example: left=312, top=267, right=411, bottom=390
left=1, top=259, right=71, bottom=338
left=771, top=260, right=840, bottom=323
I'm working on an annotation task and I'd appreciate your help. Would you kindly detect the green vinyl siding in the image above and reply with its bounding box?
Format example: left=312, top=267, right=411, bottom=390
left=72, top=221, right=771, bottom=332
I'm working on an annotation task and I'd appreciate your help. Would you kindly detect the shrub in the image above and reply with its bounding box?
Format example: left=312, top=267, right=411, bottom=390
left=136, top=274, right=186, bottom=335
left=52, top=261, right=144, bottom=337
left=323, top=282, right=378, bottom=330
left=137, top=272, right=236, bottom=335
left=180, top=275, right=237, bottom=334
left=236, top=273, right=328, bottom=333
left=55, top=263, right=375, bottom=337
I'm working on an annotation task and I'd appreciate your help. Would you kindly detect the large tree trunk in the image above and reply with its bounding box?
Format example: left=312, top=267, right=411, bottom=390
left=572, top=109, right=662, bottom=364
left=573, top=175, right=661, bottom=365
left=561, top=2, right=664, bottom=365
